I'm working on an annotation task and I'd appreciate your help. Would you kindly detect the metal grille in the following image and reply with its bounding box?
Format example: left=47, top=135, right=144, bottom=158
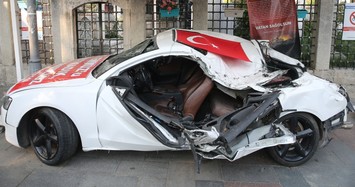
left=207, top=0, right=318, bottom=67
left=295, top=0, right=318, bottom=67
left=41, top=0, right=54, bottom=64
left=145, top=0, right=193, bottom=38
left=21, top=41, right=30, bottom=64
left=75, top=3, right=124, bottom=58
left=21, top=0, right=54, bottom=65
left=208, top=0, right=249, bottom=38
left=331, top=0, right=355, bottom=69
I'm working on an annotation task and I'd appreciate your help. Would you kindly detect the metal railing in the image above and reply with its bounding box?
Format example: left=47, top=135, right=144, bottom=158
left=75, top=3, right=124, bottom=58
left=207, top=0, right=249, bottom=38
left=331, top=0, right=355, bottom=69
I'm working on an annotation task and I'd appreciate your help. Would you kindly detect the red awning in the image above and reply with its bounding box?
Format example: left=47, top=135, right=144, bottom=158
left=175, top=30, right=250, bottom=62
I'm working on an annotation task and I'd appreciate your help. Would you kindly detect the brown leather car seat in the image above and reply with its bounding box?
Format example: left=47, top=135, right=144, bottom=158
left=181, top=76, right=213, bottom=119
left=154, top=71, right=214, bottom=120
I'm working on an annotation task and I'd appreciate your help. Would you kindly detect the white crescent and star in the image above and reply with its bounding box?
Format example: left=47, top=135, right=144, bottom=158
left=186, top=35, right=219, bottom=49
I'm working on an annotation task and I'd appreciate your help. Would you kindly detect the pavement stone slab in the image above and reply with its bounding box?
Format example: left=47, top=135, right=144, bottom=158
left=297, top=137, right=355, bottom=187
left=195, top=160, right=223, bottom=181
left=298, top=160, right=355, bottom=187
left=196, top=180, right=224, bottom=187
left=0, top=145, right=29, bottom=167
left=166, top=162, right=195, bottom=187
left=326, top=139, right=355, bottom=167
left=106, top=150, right=146, bottom=161
left=144, top=150, right=194, bottom=163
left=137, top=176, right=167, bottom=187
left=224, top=181, right=282, bottom=187
left=0, top=166, right=33, bottom=187
left=19, top=170, right=85, bottom=187
left=274, top=167, right=310, bottom=187
left=306, top=145, right=343, bottom=166
left=80, top=173, right=138, bottom=187
left=221, top=163, right=279, bottom=183
left=62, top=154, right=119, bottom=173
left=116, top=160, right=169, bottom=179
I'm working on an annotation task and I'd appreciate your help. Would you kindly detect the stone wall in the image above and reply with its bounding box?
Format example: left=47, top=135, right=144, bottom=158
left=0, top=0, right=16, bottom=88
left=312, top=69, right=355, bottom=99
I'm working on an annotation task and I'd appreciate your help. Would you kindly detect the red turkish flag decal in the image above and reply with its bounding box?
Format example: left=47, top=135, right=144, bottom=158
left=175, top=30, right=250, bottom=62
left=8, top=55, right=110, bottom=94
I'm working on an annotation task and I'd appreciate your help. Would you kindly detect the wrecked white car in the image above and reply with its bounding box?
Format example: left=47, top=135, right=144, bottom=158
left=1, top=29, right=353, bottom=171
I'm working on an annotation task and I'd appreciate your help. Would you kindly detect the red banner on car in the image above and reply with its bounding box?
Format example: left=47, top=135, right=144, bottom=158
left=247, top=0, right=301, bottom=59
left=9, top=55, right=110, bottom=94
left=176, top=30, right=250, bottom=62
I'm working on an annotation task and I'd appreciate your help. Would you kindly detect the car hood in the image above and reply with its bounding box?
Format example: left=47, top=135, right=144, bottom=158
left=8, top=55, right=110, bottom=94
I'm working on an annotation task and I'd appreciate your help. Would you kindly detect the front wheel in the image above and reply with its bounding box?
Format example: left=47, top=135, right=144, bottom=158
left=268, top=113, right=320, bottom=167
left=28, top=108, right=79, bottom=165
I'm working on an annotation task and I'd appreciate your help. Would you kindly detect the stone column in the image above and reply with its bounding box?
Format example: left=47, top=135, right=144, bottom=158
left=59, top=1, right=76, bottom=63
left=0, top=0, right=17, bottom=86
left=123, top=0, right=146, bottom=49
left=50, top=0, right=63, bottom=64
left=313, top=0, right=335, bottom=70
left=192, top=0, right=208, bottom=30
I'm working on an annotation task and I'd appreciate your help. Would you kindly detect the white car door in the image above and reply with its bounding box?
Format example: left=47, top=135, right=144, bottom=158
left=96, top=80, right=170, bottom=151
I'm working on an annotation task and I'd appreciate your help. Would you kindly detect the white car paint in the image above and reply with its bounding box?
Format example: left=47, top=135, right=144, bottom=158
left=278, top=72, right=347, bottom=121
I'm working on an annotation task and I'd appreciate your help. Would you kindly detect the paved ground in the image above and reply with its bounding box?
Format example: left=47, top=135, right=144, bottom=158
left=0, top=110, right=354, bottom=187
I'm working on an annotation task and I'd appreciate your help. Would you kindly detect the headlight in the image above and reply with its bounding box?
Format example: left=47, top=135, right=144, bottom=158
left=338, top=86, right=349, bottom=102
left=2, top=96, right=13, bottom=110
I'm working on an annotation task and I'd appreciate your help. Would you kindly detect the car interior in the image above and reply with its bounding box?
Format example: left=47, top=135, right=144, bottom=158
left=120, top=50, right=303, bottom=125
left=125, top=56, right=244, bottom=123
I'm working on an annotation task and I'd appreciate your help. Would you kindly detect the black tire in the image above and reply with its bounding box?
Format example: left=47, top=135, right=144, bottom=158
left=28, top=108, right=79, bottom=165
left=268, top=113, right=320, bottom=167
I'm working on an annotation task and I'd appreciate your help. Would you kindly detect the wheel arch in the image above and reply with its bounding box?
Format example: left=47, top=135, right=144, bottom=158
left=280, top=111, right=324, bottom=141
left=16, top=106, right=82, bottom=148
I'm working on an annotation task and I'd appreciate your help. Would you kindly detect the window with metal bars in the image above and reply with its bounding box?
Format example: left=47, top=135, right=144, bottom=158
left=145, top=0, right=193, bottom=38
left=75, top=2, right=124, bottom=58
left=295, top=0, right=318, bottom=68
left=208, top=0, right=249, bottom=38
left=331, top=0, right=355, bottom=69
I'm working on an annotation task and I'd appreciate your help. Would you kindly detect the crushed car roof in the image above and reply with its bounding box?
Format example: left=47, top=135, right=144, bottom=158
left=155, top=29, right=283, bottom=91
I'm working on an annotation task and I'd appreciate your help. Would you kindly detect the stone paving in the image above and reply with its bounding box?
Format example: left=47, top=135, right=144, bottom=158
left=0, top=112, right=354, bottom=187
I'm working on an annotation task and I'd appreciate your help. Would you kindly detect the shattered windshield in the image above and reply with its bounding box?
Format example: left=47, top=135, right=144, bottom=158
left=92, top=38, right=157, bottom=78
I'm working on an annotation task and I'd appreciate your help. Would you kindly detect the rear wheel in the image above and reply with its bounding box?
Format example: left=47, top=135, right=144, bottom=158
left=268, top=113, right=320, bottom=166
left=28, top=108, right=79, bottom=165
